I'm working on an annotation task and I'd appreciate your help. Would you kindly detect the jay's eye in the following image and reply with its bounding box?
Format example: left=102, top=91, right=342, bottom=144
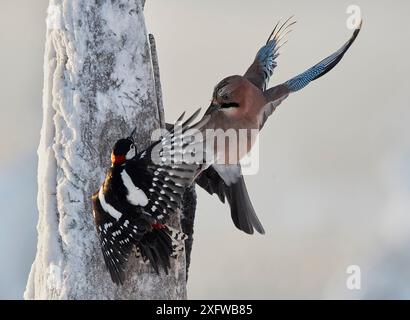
left=221, top=94, right=230, bottom=100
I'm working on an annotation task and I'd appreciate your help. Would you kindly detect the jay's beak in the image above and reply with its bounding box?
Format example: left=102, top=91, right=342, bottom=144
left=207, top=99, right=221, bottom=114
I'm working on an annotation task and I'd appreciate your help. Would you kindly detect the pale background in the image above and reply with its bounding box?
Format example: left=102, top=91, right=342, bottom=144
left=1, top=0, right=410, bottom=299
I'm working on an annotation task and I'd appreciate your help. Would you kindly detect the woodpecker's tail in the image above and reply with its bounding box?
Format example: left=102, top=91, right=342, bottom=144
left=137, top=225, right=187, bottom=273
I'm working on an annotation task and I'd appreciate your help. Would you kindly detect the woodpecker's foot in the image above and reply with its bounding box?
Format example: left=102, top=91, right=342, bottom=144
left=152, top=222, right=166, bottom=230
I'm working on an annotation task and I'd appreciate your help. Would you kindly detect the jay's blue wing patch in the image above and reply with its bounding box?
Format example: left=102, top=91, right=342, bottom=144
left=244, top=17, right=296, bottom=90
left=285, top=21, right=362, bottom=92
left=261, top=21, right=362, bottom=129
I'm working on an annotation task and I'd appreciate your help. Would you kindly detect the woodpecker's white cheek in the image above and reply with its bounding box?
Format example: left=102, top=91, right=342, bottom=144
left=120, top=169, right=149, bottom=206
left=126, top=147, right=136, bottom=160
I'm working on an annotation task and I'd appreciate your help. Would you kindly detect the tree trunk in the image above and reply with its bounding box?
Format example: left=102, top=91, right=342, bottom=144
left=25, top=0, right=192, bottom=300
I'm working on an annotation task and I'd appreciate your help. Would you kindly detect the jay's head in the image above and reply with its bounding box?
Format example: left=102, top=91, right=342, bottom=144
left=209, top=75, right=245, bottom=113
left=111, top=128, right=137, bottom=165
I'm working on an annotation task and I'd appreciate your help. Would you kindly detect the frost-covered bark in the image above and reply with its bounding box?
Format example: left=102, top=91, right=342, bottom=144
left=181, top=186, right=197, bottom=280
left=25, top=0, right=189, bottom=300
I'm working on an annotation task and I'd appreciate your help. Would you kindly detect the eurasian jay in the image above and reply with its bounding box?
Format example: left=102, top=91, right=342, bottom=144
left=195, top=18, right=362, bottom=235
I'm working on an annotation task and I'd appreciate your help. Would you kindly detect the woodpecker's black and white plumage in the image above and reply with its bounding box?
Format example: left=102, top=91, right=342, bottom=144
left=92, top=110, right=208, bottom=285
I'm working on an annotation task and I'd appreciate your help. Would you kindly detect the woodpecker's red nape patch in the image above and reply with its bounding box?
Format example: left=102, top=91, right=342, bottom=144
left=152, top=222, right=166, bottom=230
left=111, top=153, right=126, bottom=165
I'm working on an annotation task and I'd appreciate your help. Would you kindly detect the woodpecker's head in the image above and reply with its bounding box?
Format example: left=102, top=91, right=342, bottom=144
left=111, top=128, right=137, bottom=166
left=208, top=75, right=244, bottom=114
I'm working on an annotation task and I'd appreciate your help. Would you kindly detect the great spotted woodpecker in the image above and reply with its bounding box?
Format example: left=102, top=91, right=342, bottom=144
left=92, top=109, right=209, bottom=284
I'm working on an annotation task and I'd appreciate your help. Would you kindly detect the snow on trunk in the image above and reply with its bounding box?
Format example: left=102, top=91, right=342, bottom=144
left=25, top=0, right=188, bottom=299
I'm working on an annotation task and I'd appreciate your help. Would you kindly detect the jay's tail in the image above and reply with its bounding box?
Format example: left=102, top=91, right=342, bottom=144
left=196, top=165, right=265, bottom=235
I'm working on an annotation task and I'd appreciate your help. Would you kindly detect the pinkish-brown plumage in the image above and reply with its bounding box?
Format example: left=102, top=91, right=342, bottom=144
left=194, top=18, right=362, bottom=235
left=200, top=18, right=362, bottom=162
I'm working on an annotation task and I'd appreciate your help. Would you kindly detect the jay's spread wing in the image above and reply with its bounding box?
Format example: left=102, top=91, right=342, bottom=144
left=261, top=21, right=362, bottom=129
left=196, top=164, right=265, bottom=235
left=212, top=164, right=242, bottom=186
left=244, top=17, right=296, bottom=91
left=195, top=165, right=226, bottom=203
left=283, top=21, right=362, bottom=92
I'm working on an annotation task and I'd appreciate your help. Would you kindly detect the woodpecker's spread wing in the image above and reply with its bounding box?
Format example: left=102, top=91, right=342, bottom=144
left=261, top=21, right=362, bottom=129
left=92, top=190, right=149, bottom=284
left=244, top=17, right=296, bottom=91
left=127, top=109, right=209, bottom=223
left=92, top=110, right=208, bottom=284
left=195, top=164, right=265, bottom=235
left=93, top=191, right=185, bottom=283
